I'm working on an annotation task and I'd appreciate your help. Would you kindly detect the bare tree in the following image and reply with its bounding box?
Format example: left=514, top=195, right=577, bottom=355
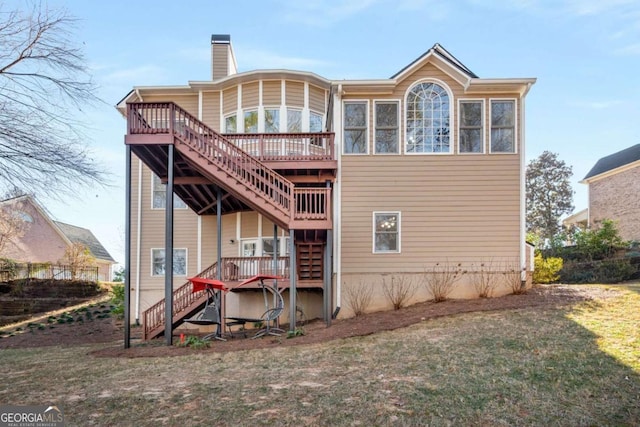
left=0, top=2, right=106, bottom=195
left=0, top=189, right=31, bottom=255
left=59, top=242, right=96, bottom=280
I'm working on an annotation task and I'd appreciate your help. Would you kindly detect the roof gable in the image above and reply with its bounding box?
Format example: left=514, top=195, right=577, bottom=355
left=583, top=144, right=640, bottom=181
left=54, top=221, right=115, bottom=263
left=391, top=43, right=478, bottom=84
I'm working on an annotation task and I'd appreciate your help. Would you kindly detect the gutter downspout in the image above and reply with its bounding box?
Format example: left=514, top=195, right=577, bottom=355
left=334, top=83, right=343, bottom=316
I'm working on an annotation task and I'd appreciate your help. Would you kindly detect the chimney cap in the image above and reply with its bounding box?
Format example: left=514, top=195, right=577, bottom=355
left=211, top=34, right=231, bottom=44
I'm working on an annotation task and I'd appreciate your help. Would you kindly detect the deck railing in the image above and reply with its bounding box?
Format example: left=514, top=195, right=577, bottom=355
left=294, top=188, right=331, bottom=221
left=222, top=133, right=334, bottom=161
left=142, top=263, right=217, bottom=340
left=127, top=102, right=294, bottom=218
left=141, top=257, right=291, bottom=339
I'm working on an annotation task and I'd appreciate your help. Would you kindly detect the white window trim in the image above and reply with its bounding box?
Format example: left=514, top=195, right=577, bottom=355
left=309, top=110, right=325, bottom=133
left=404, top=78, right=454, bottom=156
left=150, top=248, right=188, bottom=277
left=150, top=172, right=188, bottom=210
left=457, top=98, right=486, bottom=155
left=342, top=99, right=370, bottom=155
left=373, top=99, right=401, bottom=155
left=223, top=113, right=237, bottom=133
left=243, top=109, right=259, bottom=134
left=263, top=106, right=281, bottom=133
left=489, top=98, right=518, bottom=154
left=372, top=211, right=401, bottom=254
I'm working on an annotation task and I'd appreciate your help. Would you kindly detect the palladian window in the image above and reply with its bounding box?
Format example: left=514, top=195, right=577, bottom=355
left=406, top=82, right=451, bottom=153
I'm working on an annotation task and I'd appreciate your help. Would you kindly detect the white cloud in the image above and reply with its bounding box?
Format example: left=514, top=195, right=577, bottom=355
left=568, top=100, right=623, bottom=110
left=235, top=47, right=332, bottom=72
left=614, top=43, right=640, bottom=56
left=102, top=65, right=168, bottom=85
left=279, top=0, right=378, bottom=26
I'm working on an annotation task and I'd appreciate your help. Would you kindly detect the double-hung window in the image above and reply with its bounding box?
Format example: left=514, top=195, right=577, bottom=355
left=287, top=109, right=302, bottom=132
left=374, top=101, right=399, bottom=154
left=264, top=108, right=280, bottom=133
left=458, top=100, right=484, bottom=153
left=343, top=101, right=368, bottom=154
left=224, top=114, right=237, bottom=133
left=152, top=173, right=187, bottom=209
left=152, top=248, right=187, bottom=276
left=244, top=110, right=258, bottom=133
left=310, top=111, right=324, bottom=132
left=373, top=212, right=400, bottom=253
left=490, top=100, right=516, bottom=153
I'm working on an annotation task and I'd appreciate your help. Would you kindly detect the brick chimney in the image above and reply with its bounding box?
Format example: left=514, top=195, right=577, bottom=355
left=211, top=34, right=237, bottom=80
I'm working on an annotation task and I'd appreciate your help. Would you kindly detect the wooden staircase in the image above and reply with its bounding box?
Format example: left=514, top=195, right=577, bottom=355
left=126, top=102, right=332, bottom=230
left=142, top=263, right=218, bottom=340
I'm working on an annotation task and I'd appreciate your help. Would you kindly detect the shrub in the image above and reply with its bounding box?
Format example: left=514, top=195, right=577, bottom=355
left=560, top=259, right=636, bottom=284
left=501, top=263, right=527, bottom=295
left=532, top=254, right=563, bottom=284
left=382, top=274, right=417, bottom=310
left=344, top=280, right=374, bottom=316
left=110, top=284, right=124, bottom=319
left=422, top=262, right=464, bottom=302
left=469, top=260, right=499, bottom=298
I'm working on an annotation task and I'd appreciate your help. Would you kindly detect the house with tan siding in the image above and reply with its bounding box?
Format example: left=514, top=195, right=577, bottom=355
left=117, top=35, right=535, bottom=341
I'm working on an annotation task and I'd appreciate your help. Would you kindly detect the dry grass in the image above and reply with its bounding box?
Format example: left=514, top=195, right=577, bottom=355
left=1, top=284, right=639, bottom=426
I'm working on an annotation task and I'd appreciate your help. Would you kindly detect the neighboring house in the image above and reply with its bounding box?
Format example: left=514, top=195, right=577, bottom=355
left=580, top=144, right=640, bottom=242
left=562, top=208, right=588, bottom=231
left=0, top=195, right=115, bottom=280
left=117, top=35, right=535, bottom=337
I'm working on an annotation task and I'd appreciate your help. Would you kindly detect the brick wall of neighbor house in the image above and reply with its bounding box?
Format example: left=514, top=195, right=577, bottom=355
left=1, top=201, right=69, bottom=263
left=589, top=166, right=640, bottom=242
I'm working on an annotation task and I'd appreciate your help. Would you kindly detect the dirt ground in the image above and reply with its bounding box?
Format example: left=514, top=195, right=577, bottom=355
left=0, top=284, right=621, bottom=357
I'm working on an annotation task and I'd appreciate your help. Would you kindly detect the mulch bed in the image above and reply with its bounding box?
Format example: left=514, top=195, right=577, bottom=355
left=0, top=285, right=620, bottom=357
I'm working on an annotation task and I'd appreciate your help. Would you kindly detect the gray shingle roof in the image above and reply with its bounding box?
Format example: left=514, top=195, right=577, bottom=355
left=54, top=221, right=115, bottom=263
left=583, top=144, right=640, bottom=180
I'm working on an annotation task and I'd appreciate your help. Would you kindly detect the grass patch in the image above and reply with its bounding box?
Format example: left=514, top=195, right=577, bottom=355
left=0, top=284, right=638, bottom=426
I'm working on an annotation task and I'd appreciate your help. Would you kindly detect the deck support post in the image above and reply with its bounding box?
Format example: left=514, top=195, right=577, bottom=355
left=324, top=229, right=333, bottom=326
left=216, top=186, right=223, bottom=336
left=289, top=229, right=296, bottom=332
left=273, top=224, right=279, bottom=327
left=164, top=144, right=175, bottom=346
left=124, top=145, right=132, bottom=348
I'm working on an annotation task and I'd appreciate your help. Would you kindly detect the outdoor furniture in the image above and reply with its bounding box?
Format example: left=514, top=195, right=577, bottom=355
left=184, top=277, right=228, bottom=341
left=225, top=274, right=285, bottom=339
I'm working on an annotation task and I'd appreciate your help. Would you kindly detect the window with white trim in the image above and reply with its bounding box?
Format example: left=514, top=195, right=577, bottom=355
left=373, top=212, right=400, bottom=253
left=405, top=82, right=451, bottom=153
left=152, top=248, right=187, bottom=276
left=224, top=114, right=237, bottom=133
left=458, top=100, right=484, bottom=153
left=374, top=101, right=399, bottom=154
left=490, top=100, right=516, bottom=153
left=152, top=173, right=187, bottom=209
left=264, top=108, right=280, bottom=133
left=244, top=110, right=258, bottom=133
left=310, top=111, right=323, bottom=132
left=287, top=109, right=302, bottom=132
left=343, top=101, right=368, bottom=154
left=262, top=237, right=290, bottom=256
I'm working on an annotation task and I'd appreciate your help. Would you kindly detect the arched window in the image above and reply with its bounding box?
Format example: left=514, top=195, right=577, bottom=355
left=405, top=81, right=451, bottom=153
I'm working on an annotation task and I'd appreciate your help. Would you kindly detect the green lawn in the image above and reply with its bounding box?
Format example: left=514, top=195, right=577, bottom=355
left=1, top=284, right=639, bottom=426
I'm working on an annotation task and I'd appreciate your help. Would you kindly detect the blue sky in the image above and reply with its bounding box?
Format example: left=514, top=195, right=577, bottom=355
left=9, top=0, right=640, bottom=265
